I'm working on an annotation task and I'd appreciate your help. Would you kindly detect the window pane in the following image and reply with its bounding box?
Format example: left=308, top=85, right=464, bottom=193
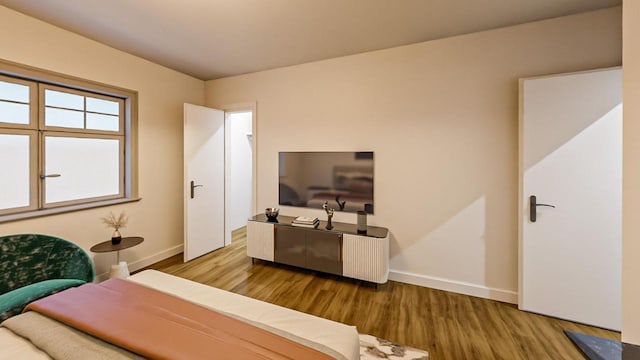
left=45, top=136, right=120, bottom=204
left=0, top=80, right=29, bottom=103
left=86, top=97, right=119, bottom=115
left=45, top=89, right=83, bottom=110
left=0, top=134, right=30, bottom=210
left=45, top=107, right=84, bottom=128
left=0, top=101, right=30, bottom=124
left=86, top=113, right=119, bottom=132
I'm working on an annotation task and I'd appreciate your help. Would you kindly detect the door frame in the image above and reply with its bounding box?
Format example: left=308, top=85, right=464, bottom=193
left=219, top=101, right=257, bottom=246
left=517, top=66, right=622, bottom=306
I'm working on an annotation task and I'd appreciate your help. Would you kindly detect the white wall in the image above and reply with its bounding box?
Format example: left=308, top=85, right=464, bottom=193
left=622, top=0, right=640, bottom=346
left=226, top=111, right=253, bottom=235
left=205, top=8, right=622, bottom=302
left=0, top=6, right=205, bottom=276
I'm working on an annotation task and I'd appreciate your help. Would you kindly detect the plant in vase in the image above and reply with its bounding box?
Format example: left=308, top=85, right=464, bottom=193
left=101, top=211, right=128, bottom=245
left=322, top=201, right=334, bottom=230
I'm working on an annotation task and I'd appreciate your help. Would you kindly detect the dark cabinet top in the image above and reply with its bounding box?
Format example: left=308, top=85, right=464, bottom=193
left=249, top=214, right=388, bottom=238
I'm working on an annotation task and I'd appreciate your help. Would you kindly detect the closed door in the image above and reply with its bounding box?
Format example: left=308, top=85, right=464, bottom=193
left=519, top=68, right=621, bottom=330
left=183, top=103, right=225, bottom=261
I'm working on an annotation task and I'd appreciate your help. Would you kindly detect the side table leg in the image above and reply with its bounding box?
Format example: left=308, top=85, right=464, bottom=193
left=109, top=261, right=130, bottom=279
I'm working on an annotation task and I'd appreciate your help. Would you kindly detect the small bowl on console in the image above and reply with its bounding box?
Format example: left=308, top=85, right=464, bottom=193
left=265, top=207, right=279, bottom=222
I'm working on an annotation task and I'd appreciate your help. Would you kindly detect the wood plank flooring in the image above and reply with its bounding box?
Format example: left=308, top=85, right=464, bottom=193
left=144, top=227, right=619, bottom=359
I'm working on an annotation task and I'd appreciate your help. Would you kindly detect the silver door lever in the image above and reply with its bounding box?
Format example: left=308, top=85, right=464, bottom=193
left=190, top=181, right=204, bottom=199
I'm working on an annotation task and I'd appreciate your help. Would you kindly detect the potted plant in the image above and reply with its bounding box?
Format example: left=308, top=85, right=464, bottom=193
left=101, top=211, right=128, bottom=245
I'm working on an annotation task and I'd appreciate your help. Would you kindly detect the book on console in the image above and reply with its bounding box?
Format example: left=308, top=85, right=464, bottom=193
left=293, top=216, right=319, bottom=225
left=291, top=221, right=319, bottom=228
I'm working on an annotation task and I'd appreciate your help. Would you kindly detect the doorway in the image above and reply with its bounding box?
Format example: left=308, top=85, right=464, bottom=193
left=183, top=103, right=256, bottom=261
left=225, top=110, right=254, bottom=246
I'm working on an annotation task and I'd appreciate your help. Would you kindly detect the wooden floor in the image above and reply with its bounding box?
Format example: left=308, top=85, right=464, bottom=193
left=145, top=227, right=619, bottom=360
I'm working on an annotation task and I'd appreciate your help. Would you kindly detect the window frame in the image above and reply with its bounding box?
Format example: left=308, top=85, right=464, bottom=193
left=0, top=58, right=139, bottom=222
left=40, top=131, right=126, bottom=209
left=0, top=73, right=37, bottom=130
left=0, top=128, right=38, bottom=216
left=39, top=83, right=125, bottom=136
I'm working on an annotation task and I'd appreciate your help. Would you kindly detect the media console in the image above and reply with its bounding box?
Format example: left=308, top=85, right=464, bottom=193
left=247, top=214, right=389, bottom=284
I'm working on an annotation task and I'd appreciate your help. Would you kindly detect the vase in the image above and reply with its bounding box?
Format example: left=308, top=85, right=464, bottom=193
left=111, top=229, right=122, bottom=245
left=325, top=214, right=333, bottom=230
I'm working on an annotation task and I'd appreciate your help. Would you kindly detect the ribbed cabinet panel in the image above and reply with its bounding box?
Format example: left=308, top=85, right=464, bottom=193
left=246, top=221, right=274, bottom=261
left=342, top=233, right=389, bottom=283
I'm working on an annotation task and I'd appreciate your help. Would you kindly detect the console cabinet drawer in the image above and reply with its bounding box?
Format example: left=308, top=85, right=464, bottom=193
left=306, top=231, right=342, bottom=276
left=274, top=226, right=343, bottom=275
left=274, top=226, right=307, bottom=268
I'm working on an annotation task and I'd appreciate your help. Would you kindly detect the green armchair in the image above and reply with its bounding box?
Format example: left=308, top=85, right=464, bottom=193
left=0, top=234, right=94, bottom=321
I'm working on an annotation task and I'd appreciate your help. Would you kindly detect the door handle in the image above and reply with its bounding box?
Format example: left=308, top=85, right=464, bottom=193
left=190, top=180, right=204, bottom=199
left=39, top=174, right=61, bottom=180
left=529, top=195, right=555, bottom=222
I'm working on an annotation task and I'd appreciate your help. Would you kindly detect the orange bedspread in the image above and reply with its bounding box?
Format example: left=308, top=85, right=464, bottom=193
left=24, top=278, right=334, bottom=360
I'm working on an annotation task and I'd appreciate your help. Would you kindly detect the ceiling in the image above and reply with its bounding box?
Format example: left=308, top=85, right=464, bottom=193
left=0, top=0, right=621, bottom=80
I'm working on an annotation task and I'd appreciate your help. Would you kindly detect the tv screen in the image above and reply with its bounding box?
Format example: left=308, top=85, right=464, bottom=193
left=278, top=151, right=374, bottom=214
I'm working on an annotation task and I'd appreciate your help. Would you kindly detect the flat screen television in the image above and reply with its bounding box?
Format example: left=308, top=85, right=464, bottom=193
left=278, top=151, right=374, bottom=214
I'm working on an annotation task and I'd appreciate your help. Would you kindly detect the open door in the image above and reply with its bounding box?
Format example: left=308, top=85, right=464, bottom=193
left=183, top=103, right=225, bottom=261
left=519, top=68, right=622, bottom=330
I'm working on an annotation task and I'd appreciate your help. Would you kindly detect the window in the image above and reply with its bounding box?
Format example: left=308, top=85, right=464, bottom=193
left=0, top=63, right=138, bottom=220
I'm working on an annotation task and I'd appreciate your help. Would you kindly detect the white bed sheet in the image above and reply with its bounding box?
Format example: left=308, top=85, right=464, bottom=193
left=128, top=270, right=360, bottom=360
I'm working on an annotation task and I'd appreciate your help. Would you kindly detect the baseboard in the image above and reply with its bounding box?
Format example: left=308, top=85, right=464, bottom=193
left=95, top=244, right=183, bottom=282
left=388, top=269, right=518, bottom=304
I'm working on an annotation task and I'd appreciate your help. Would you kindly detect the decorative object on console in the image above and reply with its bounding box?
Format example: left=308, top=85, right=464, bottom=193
left=292, top=216, right=319, bottom=228
left=323, top=201, right=335, bottom=230
left=101, top=211, right=128, bottom=245
left=357, top=211, right=367, bottom=234
left=265, top=207, right=280, bottom=222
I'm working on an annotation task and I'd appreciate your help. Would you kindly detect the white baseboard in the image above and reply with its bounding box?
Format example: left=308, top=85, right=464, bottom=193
left=95, top=244, right=183, bottom=282
left=92, top=246, right=517, bottom=304
left=388, top=269, right=518, bottom=304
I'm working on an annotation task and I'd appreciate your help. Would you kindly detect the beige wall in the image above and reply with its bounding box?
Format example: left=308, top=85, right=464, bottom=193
left=0, top=6, right=205, bottom=276
left=206, top=8, right=621, bottom=301
left=623, top=0, right=640, bottom=345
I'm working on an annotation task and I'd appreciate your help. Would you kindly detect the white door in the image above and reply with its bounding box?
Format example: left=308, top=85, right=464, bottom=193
left=519, top=68, right=622, bottom=330
left=183, top=103, right=225, bottom=261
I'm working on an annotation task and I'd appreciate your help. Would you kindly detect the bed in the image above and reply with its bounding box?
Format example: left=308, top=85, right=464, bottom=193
left=0, top=270, right=360, bottom=360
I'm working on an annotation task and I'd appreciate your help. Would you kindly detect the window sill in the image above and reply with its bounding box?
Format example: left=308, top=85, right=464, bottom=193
left=0, top=197, right=142, bottom=224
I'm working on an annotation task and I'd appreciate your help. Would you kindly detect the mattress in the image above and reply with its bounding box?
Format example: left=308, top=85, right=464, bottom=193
left=0, top=270, right=360, bottom=360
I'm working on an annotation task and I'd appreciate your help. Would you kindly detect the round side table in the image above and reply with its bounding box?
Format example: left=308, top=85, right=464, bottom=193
left=90, top=236, right=144, bottom=278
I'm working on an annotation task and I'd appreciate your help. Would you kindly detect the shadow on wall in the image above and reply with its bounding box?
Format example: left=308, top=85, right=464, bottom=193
left=389, top=196, right=487, bottom=286
left=386, top=100, right=621, bottom=298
